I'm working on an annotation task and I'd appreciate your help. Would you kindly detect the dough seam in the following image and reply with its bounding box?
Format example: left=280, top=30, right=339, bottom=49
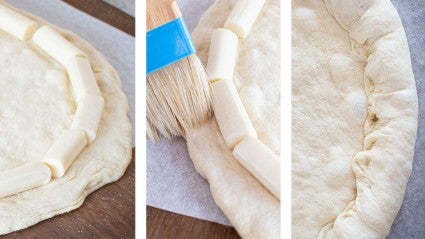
left=318, top=0, right=418, bottom=237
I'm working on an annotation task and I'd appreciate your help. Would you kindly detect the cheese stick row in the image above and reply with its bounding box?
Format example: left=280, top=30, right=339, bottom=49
left=0, top=6, right=104, bottom=199
left=225, top=0, right=266, bottom=38
left=206, top=0, right=280, bottom=199
left=32, top=25, right=104, bottom=180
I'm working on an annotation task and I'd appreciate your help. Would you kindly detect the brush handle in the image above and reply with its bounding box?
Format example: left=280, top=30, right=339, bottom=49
left=146, top=0, right=195, bottom=74
left=146, top=0, right=182, bottom=31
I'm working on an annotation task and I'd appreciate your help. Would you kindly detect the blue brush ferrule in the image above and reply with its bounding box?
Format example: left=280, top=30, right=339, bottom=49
left=146, top=17, right=195, bottom=74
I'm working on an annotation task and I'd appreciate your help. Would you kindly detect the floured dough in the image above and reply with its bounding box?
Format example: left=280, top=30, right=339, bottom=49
left=188, top=0, right=280, bottom=238
left=292, top=0, right=417, bottom=238
left=0, top=1, right=132, bottom=234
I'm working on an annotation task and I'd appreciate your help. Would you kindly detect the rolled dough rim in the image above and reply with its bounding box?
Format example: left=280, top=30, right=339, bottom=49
left=316, top=0, right=418, bottom=237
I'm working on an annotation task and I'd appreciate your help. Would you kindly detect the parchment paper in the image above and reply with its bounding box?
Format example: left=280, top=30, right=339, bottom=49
left=5, top=0, right=135, bottom=144
left=146, top=0, right=231, bottom=226
left=104, top=0, right=135, bottom=17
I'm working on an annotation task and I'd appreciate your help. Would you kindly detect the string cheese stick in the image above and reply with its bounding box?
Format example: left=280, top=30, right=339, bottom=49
left=0, top=4, right=38, bottom=40
left=211, top=79, right=257, bottom=148
left=32, top=25, right=85, bottom=66
left=71, top=94, right=104, bottom=143
left=224, top=0, right=266, bottom=38
left=0, top=161, right=51, bottom=199
left=206, top=28, right=238, bottom=81
left=233, top=136, right=280, bottom=199
left=66, top=56, right=101, bottom=104
left=42, top=130, right=88, bottom=178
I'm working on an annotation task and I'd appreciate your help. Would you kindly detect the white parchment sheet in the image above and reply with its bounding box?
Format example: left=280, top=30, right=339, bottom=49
left=104, top=0, right=135, bottom=17
left=146, top=0, right=232, bottom=226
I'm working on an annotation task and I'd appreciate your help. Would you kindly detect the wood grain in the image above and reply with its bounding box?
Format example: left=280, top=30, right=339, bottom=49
left=62, top=0, right=135, bottom=36
left=147, top=206, right=241, bottom=239
left=4, top=149, right=135, bottom=239
left=146, top=0, right=182, bottom=31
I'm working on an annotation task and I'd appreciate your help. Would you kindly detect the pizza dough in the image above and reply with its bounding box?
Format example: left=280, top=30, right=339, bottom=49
left=188, top=0, right=280, bottom=238
left=292, top=0, right=417, bottom=238
left=0, top=1, right=132, bottom=234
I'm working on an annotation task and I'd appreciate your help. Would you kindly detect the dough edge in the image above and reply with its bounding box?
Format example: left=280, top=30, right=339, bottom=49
left=0, top=1, right=132, bottom=234
left=187, top=0, right=281, bottom=238
left=318, top=0, right=417, bottom=238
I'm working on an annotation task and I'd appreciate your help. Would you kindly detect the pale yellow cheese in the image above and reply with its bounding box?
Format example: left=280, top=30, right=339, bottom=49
left=66, top=56, right=101, bottom=103
left=42, top=130, right=88, bottom=178
left=32, top=25, right=85, bottom=66
left=211, top=79, right=257, bottom=148
left=224, top=0, right=266, bottom=38
left=233, top=136, right=280, bottom=199
left=0, top=4, right=38, bottom=40
left=206, top=28, right=238, bottom=81
left=71, top=94, right=104, bottom=143
left=0, top=161, right=51, bottom=199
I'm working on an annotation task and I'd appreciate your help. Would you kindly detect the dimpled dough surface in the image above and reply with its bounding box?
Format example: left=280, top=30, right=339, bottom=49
left=0, top=2, right=132, bottom=234
left=187, top=0, right=280, bottom=238
left=293, top=0, right=417, bottom=238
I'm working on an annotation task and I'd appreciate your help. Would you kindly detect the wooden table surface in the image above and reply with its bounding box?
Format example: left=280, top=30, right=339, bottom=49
left=4, top=1, right=241, bottom=238
left=5, top=150, right=135, bottom=239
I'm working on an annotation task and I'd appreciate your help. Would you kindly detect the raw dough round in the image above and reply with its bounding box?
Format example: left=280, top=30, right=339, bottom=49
left=293, top=0, right=417, bottom=238
left=0, top=2, right=132, bottom=234
left=188, top=0, right=280, bottom=238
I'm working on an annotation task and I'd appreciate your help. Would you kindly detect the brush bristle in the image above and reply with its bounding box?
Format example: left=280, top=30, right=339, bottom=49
left=147, top=54, right=212, bottom=141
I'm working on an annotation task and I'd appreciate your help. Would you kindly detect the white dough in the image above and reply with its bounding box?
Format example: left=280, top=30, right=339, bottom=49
left=42, top=130, right=88, bottom=178
left=0, top=1, right=132, bottom=235
left=189, top=0, right=280, bottom=238
left=0, top=161, right=51, bottom=199
left=292, top=0, right=417, bottom=238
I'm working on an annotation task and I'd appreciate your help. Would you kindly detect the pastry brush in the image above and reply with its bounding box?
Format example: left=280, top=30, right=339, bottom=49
left=146, top=0, right=212, bottom=141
